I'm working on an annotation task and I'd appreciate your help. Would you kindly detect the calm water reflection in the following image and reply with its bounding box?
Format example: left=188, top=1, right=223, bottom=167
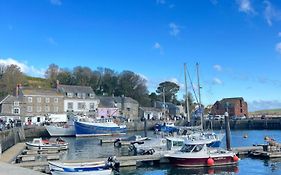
left=57, top=130, right=281, bottom=174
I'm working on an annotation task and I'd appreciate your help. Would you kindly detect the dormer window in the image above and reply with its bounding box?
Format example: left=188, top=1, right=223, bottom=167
left=77, top=93, right=81, bottom=98
left=82, top=93, right=86, bottom=99
left=67, top=93, right=73, bottom=98
left=89, top=93, right=95, bottom=98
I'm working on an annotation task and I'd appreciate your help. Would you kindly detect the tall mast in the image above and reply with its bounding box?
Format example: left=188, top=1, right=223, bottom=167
left=184, top=63, right=190, bottom=123
left=196, top=62, right=203, bottom=129
left=163, top=87, right=166, bottom=120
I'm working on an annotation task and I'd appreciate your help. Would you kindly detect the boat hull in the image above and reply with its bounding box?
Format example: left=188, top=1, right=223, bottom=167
left=75, top=121, right=126, bottom=137
left=26, top=142, right=68, bottom=150
left=45, top=125, right=76, bottom=137
left=49, top=162, right=112, bottom=175
left=168, top=156, right=237, bottom=167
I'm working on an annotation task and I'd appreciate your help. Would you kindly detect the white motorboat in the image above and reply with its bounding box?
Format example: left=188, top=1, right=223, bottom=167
left=165, top=139, right=239, bottom=167
left=25, top=138, right=68, bottom=150
left=48, top=156, right=120, bottom=175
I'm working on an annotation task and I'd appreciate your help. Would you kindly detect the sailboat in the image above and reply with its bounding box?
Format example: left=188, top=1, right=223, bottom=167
left=173, top=63, right=224, bottom=147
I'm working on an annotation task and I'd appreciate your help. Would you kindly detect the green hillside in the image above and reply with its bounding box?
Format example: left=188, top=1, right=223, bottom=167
left=250, top=108, right=281, bottom=115
left=25, top=76, right=51, bottom=88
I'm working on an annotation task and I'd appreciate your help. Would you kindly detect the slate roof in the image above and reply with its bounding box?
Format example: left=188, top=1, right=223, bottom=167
left=0, top=95, right=23, bottom=104
left=20, top=87, right=63, bottom=96
left=98, top=96, right=139, bottom=108
left=58, top=85, right=94, bottom=94
left=141, top=107, right=162, bottom=112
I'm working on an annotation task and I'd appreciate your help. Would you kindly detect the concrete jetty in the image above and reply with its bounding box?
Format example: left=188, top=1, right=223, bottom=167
left=0, top=142, right=26, bottom=163
left=0, top=162, right=46, bottom=175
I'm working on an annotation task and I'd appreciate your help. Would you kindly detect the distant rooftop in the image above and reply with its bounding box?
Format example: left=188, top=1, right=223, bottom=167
left=58, top=84, right=94, bottom=94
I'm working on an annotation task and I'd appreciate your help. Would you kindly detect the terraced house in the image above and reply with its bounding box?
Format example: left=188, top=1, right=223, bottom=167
left=57, top=84, right=100, bottom=117
left=0, top=86, right=64, bottom=124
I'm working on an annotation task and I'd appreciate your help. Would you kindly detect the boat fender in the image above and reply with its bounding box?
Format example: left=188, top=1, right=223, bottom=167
left=114, top=139, right=121, bottom=148
left=207, top=157, right=214, bottom=166
left=233, top=155, right=239, bottom=162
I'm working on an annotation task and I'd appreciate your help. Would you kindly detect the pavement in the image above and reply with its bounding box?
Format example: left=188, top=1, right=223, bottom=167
left=0, top=162, right=46, bottom=175
left=0, top=142, right=45, bottom=174
left=0, top=142, right=26, bottom=163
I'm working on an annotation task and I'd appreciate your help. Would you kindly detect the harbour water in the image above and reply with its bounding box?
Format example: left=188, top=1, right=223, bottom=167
left=58, top=130, right=281, bottom=175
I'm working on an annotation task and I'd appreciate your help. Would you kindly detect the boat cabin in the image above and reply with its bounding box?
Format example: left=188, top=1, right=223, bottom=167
left=166, top=137, right=184, bottom=151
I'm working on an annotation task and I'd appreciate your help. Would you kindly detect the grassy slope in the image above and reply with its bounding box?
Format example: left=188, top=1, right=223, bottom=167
left=250, top=108, right=281, bottom=115
left=25, top=76, right=51, bottom=88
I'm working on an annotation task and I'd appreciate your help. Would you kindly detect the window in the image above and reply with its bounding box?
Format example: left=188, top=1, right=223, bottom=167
left=54, top=106, right=59, bottom=112
left=67, top=93, right=73, bottom=98
left=45, top=106, right=50, bottom=112
left=14, top=101, right=19, bottom=106
left=78, top=102, right=86, bottom=110
left=89, top=93, right=95, bottom=98
left=90, top=103, right=95, bottom=110
left=82, top=93, right=86, bottom=99
left=77, top=93, right=81, bottom=98
left=45, top=98, right=50, bottom=103
left=127, top=107, right=131, bottom=111
left=28, top=97, right=32, bottom=103
left=54, top=98, right=58, bottom=103
left=27, top=106, right=33, bottom=112
left=37, top=117, right=40, bottom=123
left=67, top=102, right=73, bottom=109
left=240, top=109, right=243, bottom=113
left=13, top=108, right=20, bottom=114
left=37, top=97, right=41, bottom=103
left=37, top=106, right=41, bottom=112
left=180, top=144, right=195, bottom=153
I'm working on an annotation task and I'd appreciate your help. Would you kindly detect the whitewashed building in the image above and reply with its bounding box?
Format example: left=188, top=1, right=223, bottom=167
left=57, top=84, right=100, bottom=116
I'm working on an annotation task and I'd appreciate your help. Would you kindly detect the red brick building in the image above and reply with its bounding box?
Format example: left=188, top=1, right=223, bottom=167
left=210, top=97, right=248, bottom=117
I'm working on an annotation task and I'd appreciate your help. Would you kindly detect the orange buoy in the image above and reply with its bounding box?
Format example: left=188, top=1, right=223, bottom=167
left=233, top=155, right=239, bottom=162
left=207, top=157, right=214, bottom=166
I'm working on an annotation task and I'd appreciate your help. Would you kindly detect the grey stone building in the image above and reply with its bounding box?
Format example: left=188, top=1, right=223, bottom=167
left=139, top=107, right=163, bottom=120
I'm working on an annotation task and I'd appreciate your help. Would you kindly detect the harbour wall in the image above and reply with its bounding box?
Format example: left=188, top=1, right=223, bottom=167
left=0, top=127, right=25, bottom=153
left=206, top=118, right=281, bottom=130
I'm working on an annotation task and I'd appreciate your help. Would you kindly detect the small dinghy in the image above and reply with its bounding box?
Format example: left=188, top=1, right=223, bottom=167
left=48, top=156, right=120, bottom=175
left=25, top=138, right=68, bottom=150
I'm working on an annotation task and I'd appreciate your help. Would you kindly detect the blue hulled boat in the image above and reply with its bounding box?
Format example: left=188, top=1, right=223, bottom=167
left=75, top=118, right=127, bottom=137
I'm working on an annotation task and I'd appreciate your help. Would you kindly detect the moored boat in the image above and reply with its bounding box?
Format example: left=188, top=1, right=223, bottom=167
left=45, top=124, right=76, bottom=137
left=48, top=156, right=120, bottom=175
left=165, top=139, right=239, bottom=167
left=75, top=118, right=127, bottom=137
left=25, top=138, right=68, bottom=150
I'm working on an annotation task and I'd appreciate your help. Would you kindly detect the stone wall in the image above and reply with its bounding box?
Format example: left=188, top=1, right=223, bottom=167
left=0, top=127, right=25, bottom=153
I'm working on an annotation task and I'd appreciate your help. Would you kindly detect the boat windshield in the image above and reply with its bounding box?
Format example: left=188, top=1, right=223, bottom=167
left=180, top=144, right=195, bottom=153
left=180, top=144, right=204, bottom=153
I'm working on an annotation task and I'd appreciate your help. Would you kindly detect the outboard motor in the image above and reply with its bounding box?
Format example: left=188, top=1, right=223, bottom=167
left=114, top=138, right=122, bottom=148
left=107, top=156, right=120, bottom=173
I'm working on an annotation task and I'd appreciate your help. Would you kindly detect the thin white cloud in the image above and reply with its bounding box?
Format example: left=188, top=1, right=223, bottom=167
left=156, top=0, right=165, bottom=4
left=47, top=37, right=58, bottom=46
left=275, top=42, right=281, bottom=54
left=213, top=64, right=222, bottom=72
left=248, top=99, right=281, bottom=111
left=50, top=0, right=62, bottom=6
left=212, top=77, right=223, bottom=85
left=153, top=42, right=164, bottom=54
left=264, top=1, right=281, bottom=26
left=237, top=0, right=255, bottom=14
left=0, top=58, right=45, bottom=77
left=169, top=23, right=180, bottom=37
left=278, top=32, right=281, bottom=37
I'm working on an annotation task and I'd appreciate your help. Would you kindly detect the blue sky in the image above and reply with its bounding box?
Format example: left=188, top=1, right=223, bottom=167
left=1, top=0, right=281, bottom=111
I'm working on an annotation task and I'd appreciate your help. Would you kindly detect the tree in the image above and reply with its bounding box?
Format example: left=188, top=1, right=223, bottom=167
left=45, top=64, right=60, bottom=87
left=117, top=70, right=149, bottom=105
left=73, top=66, right=93, bottom=86
left=57, top=69, right=75, bottom=85
left=156, top=81, right=180, bottom=103
left=0, top=64, right=26, bottom=97
left=95, top=67, right=118, bottom=96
